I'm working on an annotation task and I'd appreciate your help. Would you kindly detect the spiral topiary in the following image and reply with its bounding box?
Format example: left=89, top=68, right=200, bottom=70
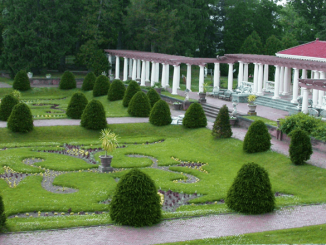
left=81, top=72, right=96, bottom=91
left=66, top=92, right=88, bottom=119
left=7, top=103, right=33, bottom=133
left=80, top=99, right=107, bottom=130
left=93, top=75, right=110, bottom=97
left=243, top=120, right=271, bottom=153
left=212, top=104, right=232, bottom=138
left=0, top=94, right=19, bottom=121
left=110, top=168, right=162, bottom=227
left=128, top=91, right=151, bottom=117
left=289, top=129, right=313, bottom=165
left=226, top=162, right=275, bottom=214
left=122, top=80, right=141, bottom=107
left=149, top=100, right=172, bottom=126
left=147, top=88, right=161, bottom=107
left=59, top=71, right=76, bottom=89
left=13, top=70, right=31, bottom=91
left=108, top=79, right=126, bottom=101
left=0, top=195, right=5, bottom=231
left=182, top=103, right=207, bottom=128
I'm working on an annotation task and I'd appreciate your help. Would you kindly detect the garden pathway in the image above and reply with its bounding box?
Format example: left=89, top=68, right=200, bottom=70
left=0, top=82, right=11, bottom=88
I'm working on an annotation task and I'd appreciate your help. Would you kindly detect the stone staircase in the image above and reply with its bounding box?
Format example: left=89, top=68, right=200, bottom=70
left=255, top=96, right=296, bottom=111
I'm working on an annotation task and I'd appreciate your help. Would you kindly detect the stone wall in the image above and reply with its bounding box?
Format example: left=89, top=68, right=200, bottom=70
left=29, top=78, right=84, bottom=86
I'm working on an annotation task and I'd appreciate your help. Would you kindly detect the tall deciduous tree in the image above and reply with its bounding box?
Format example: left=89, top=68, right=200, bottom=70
left=264, top=35, right=283, bottom=55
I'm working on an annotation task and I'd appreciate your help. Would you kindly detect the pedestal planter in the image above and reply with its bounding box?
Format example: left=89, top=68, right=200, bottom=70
left=99, top=155, right=113, bottom=172
left=198, top=92, right=206, bottom=103
left=173, top=103, right=183, bottom=110
left=248, top=104, right=257, bottom=116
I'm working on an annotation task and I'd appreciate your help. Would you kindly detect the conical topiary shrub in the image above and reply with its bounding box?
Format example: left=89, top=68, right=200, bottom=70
left=226, top=162, right=275, bottom=214
left=212, top=104, right=232, bottom=138
left=243, top=120, right=271, bottom=153
left=80, top=99, right=107, bottom=130
left=0, top=94, right=19, bottom=121
left=182, top=103, right=207, bottom=128
left=81, top=72, right=96, bottom=91
left=59, top=71, right=76, bottom=89
left=13, top=70, right=31, bottom=91
left=289, top=129, right=313, bottom=165
left=149, top=100, right=172, bottom=126
left=0, top=195, right=5, bottom=231
left=122, top=80, right=141, bottom=107
left=66, top=92, right=88, bottom=119
left=110, top=168, right=162, bottom=227
left=7, top=103, right=33, bottom=133
left=147, top=88, right=161, bottom=107
left=128, top=91, right=151, bottom=117
left=108, top=79, right=126, bottom=101
left=93, top=75, right=110, bottom=97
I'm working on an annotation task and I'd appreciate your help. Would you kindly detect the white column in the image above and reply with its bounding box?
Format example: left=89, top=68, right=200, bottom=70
left=291, top=68, right=299, bottom=103
left=123, top=57, right=128, bottom=81
left=238, top=61, right=244, bottom=88
left=257, top=63, right=264, bottom=96
left=313, top=70, right=319, bottom=107
left=145, top=61, right=150, bottom=82
left=155, top=63, right=160, bottom=83
left=186, top=64, right=192, bottom=91
left=263, top=64, right=269, bottom=91
left=279, top=66, right=284, bottom=95
left=227, top=63, right=233, bottom=91
left=199, top=65, right=205, bottom=93
left=253, top=63, right=258, bottom=94
left=165, top=64, right=170, bottom=87
left=132, top=59, right=137, bottom=81
left=136, top=59, right=141, bottom=80
left=129, top=58, right=133, bottom=78
left=243, top=63, right=249, bottom=81
left=319, top=71, right=325, bottom=107
left=172, top=65, right=180, bottom=95
left=302, top=87, right=309, bottom=114
left=213, top=63, right=220, bottom=89
left=150, top=62, right=156, bottom=86
left=140, top=60, right=146, bottom=86
left=301, top=69, right=307, bottom=95
left=161, top=63, right=166, bottom=87
left=115, top=55, right=120, bottom=79
left=108, top=54, right=112, bottom=76
left=283, top=67, right=290, bottom=95
left=273, top=65, right=280, bottom=99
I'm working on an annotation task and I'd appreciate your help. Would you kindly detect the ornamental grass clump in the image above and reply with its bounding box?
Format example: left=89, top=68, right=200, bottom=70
left=59, top=71, right=76, bottom=89
left=226, top=162, right=275, bottom=214
left=99, top=129, right=119, bottom=156
left=93, top=75, right=110, bottom=97
left=147, top=88, right=161, bottom=107
left=110, top=168, right=162, bottom=227
left=108, top=79, right=126, bottom=101
left=212, top=104, right=232, bottom=138
left=0, top=94, right=19, bottom=121
left=81, top=72, right=96, bottom=91
left=66, top=92, right=88, bottom=119
left=182, top=103, right=207, bottom=128
left=80, top=100, right=107, bottom=130
left=122, top=80, right=141, bottom=107
left=13, top=70, right=31, bottom=91
left=7, top=103, right=33, bottom=133
left=243, top=120, right=271, bottom=153
left=149, top=99, right=172, bottom=126
left=289, top=129, right=313, bottom=165
left=0, top=195, right=5, bottom=231
left=128, top=91, right=151, bottom=117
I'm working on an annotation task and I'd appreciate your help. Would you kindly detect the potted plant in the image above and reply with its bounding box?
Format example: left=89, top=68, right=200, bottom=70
left=247, top=94, right=257, bottom=115
left=173, top=101, right=183, bottom=110
left=154, top=82, right=162, bottom=94
left=199, top=82, right=208, bottom=103
left=99, top=129, right=119, bottom=172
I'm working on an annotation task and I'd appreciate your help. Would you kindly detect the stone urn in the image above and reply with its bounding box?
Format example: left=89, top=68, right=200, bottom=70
left=198, top=92, right=206, bottom=103
left=99, top=155, right=114, bottom=172
left=247, top=104, right=257, bottom=116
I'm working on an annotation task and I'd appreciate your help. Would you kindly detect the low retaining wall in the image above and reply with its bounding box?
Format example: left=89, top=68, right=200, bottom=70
left=30, top=78, right=84, bottom=86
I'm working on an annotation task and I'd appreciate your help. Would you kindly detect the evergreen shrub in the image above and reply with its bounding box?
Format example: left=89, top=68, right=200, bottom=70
left=93, top=75, right=110, bottom=97
left=182, top=103, right=207, bottom=128
left=66, top=92, right=88, bottom=119
left=0, top=195, right=5, bottom=231
left=149, top=100, right=172, bottom=126
left=243, top=120, right=271, bottom=153
left=108, top=79, right=126, bottom=101
left=289, top=129, right=313, bottom=165
left=122, top=80, right=141, bottom=107
left=212, top=104, right=232, bottom=138
left=59, top=71, right=76, bottom=89
left=80, top=100, right=107, bottom=130
left=0, top=94, right=19, bottom=121
left=280, top=112, right=320, bottom=135
left=147, top=88, right=161, bottom=107
left=127, top=91, right=151, bottom=117
left=81, top=72, right=96, bottom=91
left=7, top=103, right=33, bottom=133
left=13, top=70, right=31, bottom=91
left=110, top=168, right=161, bottom=227
left=226, top=162, right=275, bottom=214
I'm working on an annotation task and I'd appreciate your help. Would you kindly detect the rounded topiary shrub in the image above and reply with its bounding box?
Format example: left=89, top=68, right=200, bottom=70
left=128, top=91, right=151, bottom=117
left=0, top=94, right=19, bottom=121
left=212, top=104, right=232, bottom=138
left=108, top=79, right=126, bottom=101
left=59, top=71, right=76, bottom=89
left=289, top=129, right=313, bottom=165
left=66, top=92, right=88, bottom=119
left=122, top=80, right=141, bottom=107
left=0, top=195, right=5, bottom=231
left=147, top=88, right=161, bottom=107
left=7, top=103, right=33, bottom=133
left=81, top=72, right=96, bottom=91
left=13, top=70, right=31, bottom=91
left=80, top=99, right=107, bottom=130
left=226, top=162, right=275, bottom=214
left=110, top=168, right=162, bottom=227
left=149, top=100, right=172, bottom=126
left=243, top=120, right=271, bottom=153
left=93, top=75, right=110, bottom=97
left=182, top=103, right=207, bottom=128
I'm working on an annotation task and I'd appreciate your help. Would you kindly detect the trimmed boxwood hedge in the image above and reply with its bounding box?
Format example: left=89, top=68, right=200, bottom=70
left=81, top=72, right=96, bottom=91
left=108, top=79, right=126, bottom=101
left=182, top=103, right=207, bottom=128
left=7, top=103, right=33, bottom=133
left=93, top=75, right=110, bottom=97
left=80, top=100, right=107, bottom=130
left=289, top=128, right=313, bottom=165
left=59, top=71, right=76, bottom=89
left=66, top=92, right=88, bottom=119
left=13, top=70, right=31, bottom=91
left=243, top=120, right=271, bottom=153
left=149, top=100, right=172, bottom=126
left=147, top=88, right=161, bottom=107
left=127, top=91, right=151, bottom=117
left=0, top=94, right=19, bottom=121
left=122, top=80, right=141, bottom=107
left=212, top=104, right=232, bottom=138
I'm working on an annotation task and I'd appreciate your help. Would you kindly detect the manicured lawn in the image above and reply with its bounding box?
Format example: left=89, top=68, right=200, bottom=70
left=242, top=115, right=278, bottom=127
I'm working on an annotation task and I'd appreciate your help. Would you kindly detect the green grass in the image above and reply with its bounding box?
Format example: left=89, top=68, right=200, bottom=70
left=242, top=116, right=278, bottom=127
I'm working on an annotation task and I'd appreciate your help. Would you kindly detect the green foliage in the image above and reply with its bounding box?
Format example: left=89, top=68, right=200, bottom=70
left=182, top=103, right=207, bottom=128
left=66, top=92, right=88, bottom=119
left=108, top=79, right=126, bottom=101
left=243, top=120, right=271, bottom=153
left=80, top=100, right=107, bottom=130
left=7, top=103, right=33, bottom=133
left=13, top=70, right=31, bottom=91
left=240, top=31, right=263, bottom=55
left=280, top=113, right=320, bottom=135
left=110, top=168, right=161, bottom=227
left=281, top=34, right=299, bottom=50
left=289, top=129, right=313, bottom=165
left=0, top=195, right=5, bottom=231
left=212, top=105, right=232, bottom=138
left=122, top=80, right=141, bottom=107
left=149, top=100, right=172, bottom=126
left=93, top=75, right=110, bottom=97
left=59, top=71, right=76, bottom=90
left=0, top=94, right=19, bottom=121
left=147, top=88, right=161, bottom=107
left=226, top=162, right=275, bottom=214
left=81, top=72, right=97, bottom=91
left=264, top=35, right=283, bottom=55
left=127, top=91, right=151, bottom=117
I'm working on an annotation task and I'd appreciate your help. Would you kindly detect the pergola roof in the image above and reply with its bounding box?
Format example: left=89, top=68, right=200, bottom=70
left=299, top=79, right=326, bottom=91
